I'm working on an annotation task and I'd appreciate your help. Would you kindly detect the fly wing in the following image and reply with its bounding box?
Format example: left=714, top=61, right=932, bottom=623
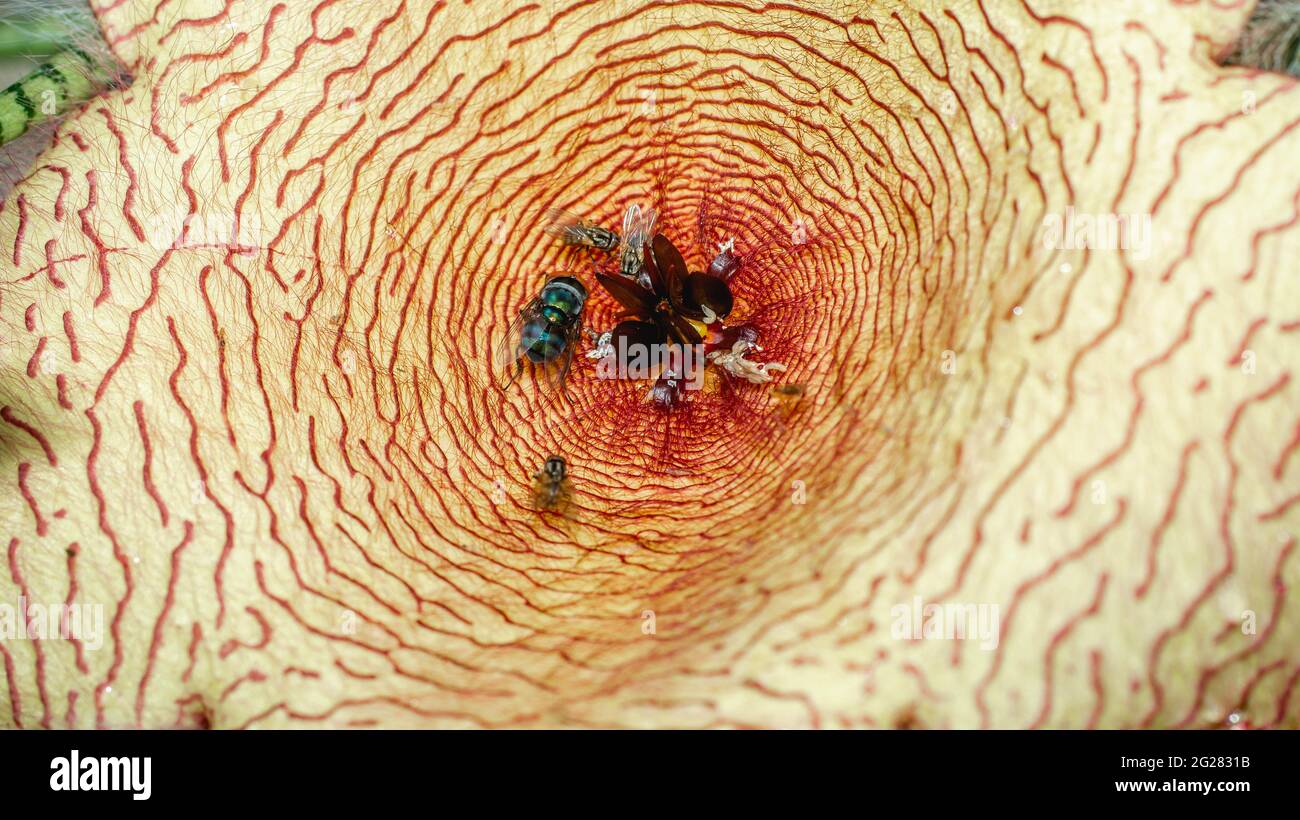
left=491, top=296, right=542, bottom=387
left=538, top=318, right=586, bottom=399
left=531, top=471, right=572, bottom=511
left=543, top=208, right=617, bottom=250
left=620, top=205, right=658, bottom=251
left=620, top=205, right=659, bottom=281
left=543, top=208, right=588, bottom=243
left=620, top=204, right=642, bottom=241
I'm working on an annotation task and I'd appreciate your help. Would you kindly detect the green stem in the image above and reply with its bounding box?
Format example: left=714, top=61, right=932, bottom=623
left=0, top=19, right=74, bottom=59
left=0, top=49, right=113, bottom=147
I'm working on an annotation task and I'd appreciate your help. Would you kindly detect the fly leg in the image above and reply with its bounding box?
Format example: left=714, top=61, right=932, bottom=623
left=504, top=357, right=523, bottom=390
left=556, top=341, right=578, bottom=402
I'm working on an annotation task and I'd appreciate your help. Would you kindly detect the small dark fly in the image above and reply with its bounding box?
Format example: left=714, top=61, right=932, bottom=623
left=543, top=208, right=620, bottom=252
left=772, top=383, right=806, bottom=402
left=541, top=204, right=657, bottom=285
left=766, top=382, right=806, bottom=440
left=532, top=455, right=570, bottom=510
left=495, top=275, right=589, bottom=400
left=620, top=204, right=658, bottom=285
left=771, top=383, right=806, bottom=417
